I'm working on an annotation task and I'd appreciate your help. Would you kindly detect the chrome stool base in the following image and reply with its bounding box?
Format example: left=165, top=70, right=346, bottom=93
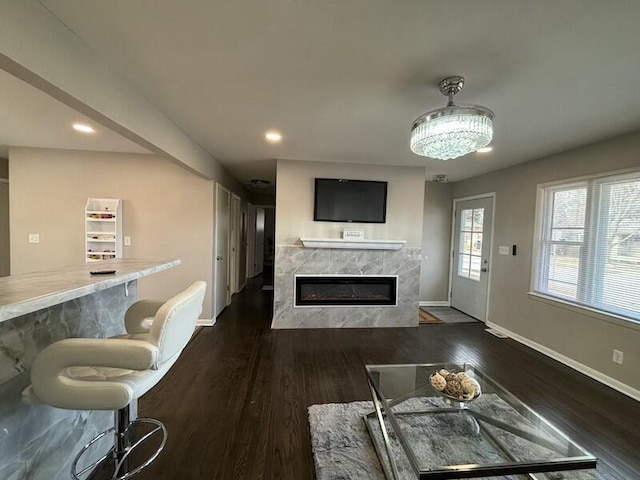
left=71, top=406, right=167, bottom=480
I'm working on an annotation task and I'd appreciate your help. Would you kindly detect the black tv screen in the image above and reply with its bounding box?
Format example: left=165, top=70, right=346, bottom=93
left=314, top=178, right=388, bottom=223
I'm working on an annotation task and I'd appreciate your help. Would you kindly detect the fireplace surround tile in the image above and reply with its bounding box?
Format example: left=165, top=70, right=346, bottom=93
left=273, top=273, right=294, bottom=321
left=275, top=247, right=333, bottom=275
left=272, top=246, right=420, bottom=329
left=329, top=250, right=384, bottom=275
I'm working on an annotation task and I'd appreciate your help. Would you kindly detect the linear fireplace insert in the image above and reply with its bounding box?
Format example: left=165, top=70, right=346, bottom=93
left=294, top=275, right=398, bottom=307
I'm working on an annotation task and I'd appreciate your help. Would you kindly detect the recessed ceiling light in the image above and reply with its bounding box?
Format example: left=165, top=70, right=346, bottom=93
left=265, top=131, right=282, bottom=143
left=477, top=146, right=493, bottom=153
left=73, top=123, right=95, bottom=134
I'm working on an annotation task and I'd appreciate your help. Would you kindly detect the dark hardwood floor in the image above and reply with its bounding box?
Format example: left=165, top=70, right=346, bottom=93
left=135, top=279, right=640, bottom=480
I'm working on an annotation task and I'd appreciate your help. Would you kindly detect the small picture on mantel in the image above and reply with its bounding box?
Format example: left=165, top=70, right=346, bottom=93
left=342, top=230, right=365, bottom=240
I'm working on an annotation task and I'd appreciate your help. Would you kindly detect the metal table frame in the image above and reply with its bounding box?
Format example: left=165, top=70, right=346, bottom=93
left=363, top=363, right=597, bottom=480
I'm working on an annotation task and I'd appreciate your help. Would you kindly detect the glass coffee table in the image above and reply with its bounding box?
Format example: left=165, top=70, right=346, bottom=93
left=364, top=363, right=597, bottom=479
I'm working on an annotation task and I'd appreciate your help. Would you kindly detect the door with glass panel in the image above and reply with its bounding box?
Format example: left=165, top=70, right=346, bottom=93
left=451, top=196, right=493, bottom=321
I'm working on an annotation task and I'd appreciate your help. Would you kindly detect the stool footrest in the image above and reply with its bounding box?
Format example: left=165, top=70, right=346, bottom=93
left=71, top=417, right=167, bottom=480
left=72, top=428, right=115, bottom=478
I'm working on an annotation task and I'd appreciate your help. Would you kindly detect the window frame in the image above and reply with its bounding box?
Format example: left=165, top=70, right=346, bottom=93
left=457, top=206, right=485, bottom=282
left=537, top=181, right=588, bottom=301
left=531, top=168, right=640, bottom=325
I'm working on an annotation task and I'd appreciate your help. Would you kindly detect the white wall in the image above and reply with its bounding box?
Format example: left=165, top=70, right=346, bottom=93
left=419, top=181, right=453, bottom=301
left=453, top=131, right=640, bottom=394
left=9, top=148, right=216, bottom=317
left=276, top=159, right=425, bottom=247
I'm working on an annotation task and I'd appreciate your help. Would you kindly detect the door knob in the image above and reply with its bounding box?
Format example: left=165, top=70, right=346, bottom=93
left=481, top=267, right=488, bottom=272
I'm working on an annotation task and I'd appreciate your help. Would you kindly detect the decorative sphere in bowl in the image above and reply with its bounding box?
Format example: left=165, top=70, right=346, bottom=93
left=430, top=370, right=481, bottom=402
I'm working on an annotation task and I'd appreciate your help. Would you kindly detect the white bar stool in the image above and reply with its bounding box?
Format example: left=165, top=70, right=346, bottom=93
left=23, top=281, right=207, bottom=480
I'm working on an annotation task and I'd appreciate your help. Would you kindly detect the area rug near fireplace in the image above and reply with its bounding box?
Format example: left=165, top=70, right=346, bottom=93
left=308, top=399, right=598, bottom=480
left=418, top=308, right=443, bottom=324
left=421, top=306, right=479, bottom=323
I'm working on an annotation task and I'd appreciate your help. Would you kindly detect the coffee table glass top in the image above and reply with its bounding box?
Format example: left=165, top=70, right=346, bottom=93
left=364, top=363, right=596, bottom=479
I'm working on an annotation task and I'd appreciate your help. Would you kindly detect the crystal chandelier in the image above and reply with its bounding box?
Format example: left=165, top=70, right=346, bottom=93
left=410, top=76, right=494, bottom=160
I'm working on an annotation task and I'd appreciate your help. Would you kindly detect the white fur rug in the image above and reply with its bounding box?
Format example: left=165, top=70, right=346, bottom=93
left=308, top=398, right=599, bottom=480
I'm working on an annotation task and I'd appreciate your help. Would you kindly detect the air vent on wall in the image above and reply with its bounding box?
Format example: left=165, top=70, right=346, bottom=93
left=433, top=175, right=449, bottom=183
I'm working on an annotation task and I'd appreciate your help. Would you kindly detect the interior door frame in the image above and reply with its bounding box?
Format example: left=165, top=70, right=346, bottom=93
left=448, top=192, right=496, bottom=322
left=0, top=178, right=10, bottom=277
left=246, top=203, right=256, bottom=279
left=238, top=201, right=248, bottom=291
left=229, top=193, right=241, bottom=299
left=215, top=183, right=231, bottom=317
left=254, top=207, right=265, bottom=276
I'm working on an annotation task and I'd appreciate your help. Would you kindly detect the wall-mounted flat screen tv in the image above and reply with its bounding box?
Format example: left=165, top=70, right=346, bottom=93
left=314, top=178, right=388, bottom=223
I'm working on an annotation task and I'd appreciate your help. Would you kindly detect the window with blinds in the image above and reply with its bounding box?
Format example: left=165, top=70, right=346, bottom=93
left=533, top=169, right=640, bottom=322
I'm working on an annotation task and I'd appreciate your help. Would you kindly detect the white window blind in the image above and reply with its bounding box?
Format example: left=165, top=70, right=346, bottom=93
left=534, top=170, right=640, bottom=322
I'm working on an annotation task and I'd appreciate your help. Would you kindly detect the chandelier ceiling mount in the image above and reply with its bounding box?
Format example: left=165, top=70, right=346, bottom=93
left=438, top=75, right=465, bottom=100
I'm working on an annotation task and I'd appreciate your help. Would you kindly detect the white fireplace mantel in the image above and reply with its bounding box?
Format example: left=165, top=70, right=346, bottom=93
left=299, top=238, right=407, bottom=250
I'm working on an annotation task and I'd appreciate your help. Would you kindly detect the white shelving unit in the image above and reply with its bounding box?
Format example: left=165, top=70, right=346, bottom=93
left=85, top=198, right=123, bottom=263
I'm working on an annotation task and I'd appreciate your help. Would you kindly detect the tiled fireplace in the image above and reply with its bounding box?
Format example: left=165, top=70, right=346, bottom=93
left=272, top=245, right=421, bottom=328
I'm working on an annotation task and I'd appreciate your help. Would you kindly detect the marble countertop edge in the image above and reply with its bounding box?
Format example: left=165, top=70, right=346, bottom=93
left=0, top=259, right=180, bottom=323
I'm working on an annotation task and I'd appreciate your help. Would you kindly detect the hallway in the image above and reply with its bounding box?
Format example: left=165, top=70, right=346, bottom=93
left=136, top=280, right=640, bottom=479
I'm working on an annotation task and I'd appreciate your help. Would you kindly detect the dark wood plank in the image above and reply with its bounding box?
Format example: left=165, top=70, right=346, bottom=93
left=133, top=279, right=640, bottom=480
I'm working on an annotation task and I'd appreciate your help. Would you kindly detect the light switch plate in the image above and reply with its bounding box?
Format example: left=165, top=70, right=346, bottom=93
left=124, top=236, right=131, bottom=246
left=613, top=349, right=624, bottom=365
left=498, top=246, right=510, bottom=255
left=28, top=233, right=40, bottom=244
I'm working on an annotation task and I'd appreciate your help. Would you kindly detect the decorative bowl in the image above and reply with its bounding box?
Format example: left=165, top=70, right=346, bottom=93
left=429, top=370, right=482, bottom=403
left=436, top=388, right=481, bottom=403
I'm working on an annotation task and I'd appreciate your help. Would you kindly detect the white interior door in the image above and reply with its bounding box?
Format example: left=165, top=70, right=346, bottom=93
left=229, top=194, right=240, bottom=298
left=215, top=184, right=231, bottom=317
left=255, top=207, right=265, bottom=275
left=451, top=196, right=494, bottom=321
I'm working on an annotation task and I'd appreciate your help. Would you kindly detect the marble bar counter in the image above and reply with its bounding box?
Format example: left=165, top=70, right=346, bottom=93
left=0, top=258, right=179, bottom=323
left=0, top=258, right=179, bottom=480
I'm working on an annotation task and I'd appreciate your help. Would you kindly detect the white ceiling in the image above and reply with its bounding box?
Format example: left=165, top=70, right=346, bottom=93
left=23, top=0, right=640, bottom=182
left=0, top=68, right=148, bottom=159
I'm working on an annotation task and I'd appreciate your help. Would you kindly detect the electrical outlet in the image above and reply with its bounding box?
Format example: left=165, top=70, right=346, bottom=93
left=124, top=236, right=131, bottom=246
left=28, top=233, right=40, bottom=244
left=612, top=349, right=624, bottom=365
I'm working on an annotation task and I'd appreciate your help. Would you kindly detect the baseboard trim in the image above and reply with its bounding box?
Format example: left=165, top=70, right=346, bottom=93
left=196, top=318, right=216, bottom=327
left=486, top=321, right=640, bottom=402
left=238, top=281, right=247, bottom=292
left=419, top=301, right=450, bottom=307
